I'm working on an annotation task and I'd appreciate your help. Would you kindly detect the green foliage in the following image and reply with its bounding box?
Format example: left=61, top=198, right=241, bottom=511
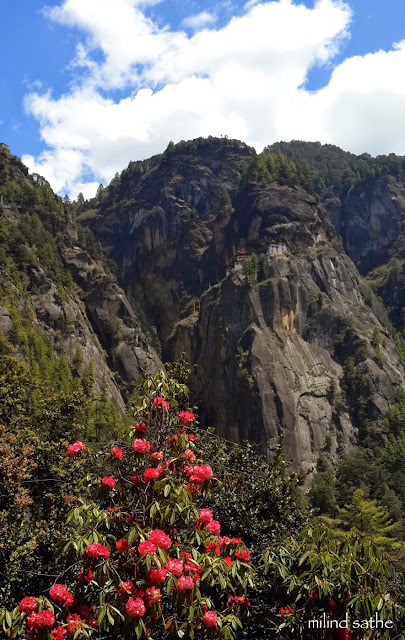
left=263, top=525, right=404, bottom=639
left=199, top=435, right=309, bottom=638
left=309, top=470, right=336, bottom=515
left=77, top=226, right=103, bottom=260
left=263, top=140, right=405, bottom=196
left=242, top=253, right=259, bottom=285
left=325, top=489, right=400, bottom=550
left=241, top=152, right=311, bottom=190
left=3, top=382, right=254, bottom=640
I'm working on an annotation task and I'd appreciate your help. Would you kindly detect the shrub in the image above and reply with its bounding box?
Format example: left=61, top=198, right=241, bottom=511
left=3, top=372, right=253, bottom=640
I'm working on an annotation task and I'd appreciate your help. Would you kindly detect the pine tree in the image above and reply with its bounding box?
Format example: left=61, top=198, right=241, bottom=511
left=330, top=488, right=400, bottom=549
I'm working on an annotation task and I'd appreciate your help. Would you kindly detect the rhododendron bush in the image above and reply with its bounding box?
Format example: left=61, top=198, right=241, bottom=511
left=1, top=371, right=253, bottom=639
left=263, top=525, right=405, bottom=639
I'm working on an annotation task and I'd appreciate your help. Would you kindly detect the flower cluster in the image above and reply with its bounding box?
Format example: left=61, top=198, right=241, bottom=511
left=77, top=568, right=93, bottom=584
left=13, top=394, right=253, bottom=640
left=153, top=396, right=170, bottom=411
left=27, top=610, right=55, bottom=630
left=111, top=445, right=124, bottom=460
left=49, top=584, right=74, bottom=607
left=67, top=440, right=86, bottom=458
left=102, top=475, right=116, bottom=489
left=133, top=438, right=151, bottom=454
left=134, top=422, right=147, bottom=433
left=202, top=610, right=218, bottom=628
left=149, top=529, right=172, bottom=550
left=184, top=464, right=213, bottom=483
left=126, top=597, right=146, bottom=618
left=84, top=542, right=110, bottom=559
left=18, top=597, right=38, bottom=613
left=178, top=410, right=195, bottom=425
left=116, top=538, right=129, bottom=553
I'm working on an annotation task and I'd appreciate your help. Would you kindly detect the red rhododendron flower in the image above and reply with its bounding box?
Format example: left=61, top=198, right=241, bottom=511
left=146, top=587, right=161, bottom=606
left=102, top=476, right=116, bottom=489
left=133, top=439, right=151, bottom=454
left=131, top=472, right=140, bottom=484
left=27, top=610, right=55, bottom=630
left=147, top=567, right=167, bottom=585
left=49, top=584, right=74, bottom=607
left=178, top=410, right=195, bottom=425
left=202, top=610, right=218, bottom=628
left=223, top=556, right=233, bottom=566
left=218, top=536, right=230, bottom=547
left=236, top=548, right=250, bottom=562
left=52, top=627, right=67, bottom=640
left=18, top=597, right=38, bottom=613
left=116, top=538, right=129, bottom=553
left=143, top=467, right=162, bottom=482
left=111, top=446, right=124, bottom=460
left=134, top=422, right=147, bottom=432
left=185, top=464, right=213, bottom=483
left=138, top=540, right=157, bottom=555
left=117, top=580, right=135, bottom=596
left=89, top=619, right=98, bottom=629
left=149, top=529, right=172, bottom=550
left=206, top=520, right=221, bottom=535
left=188, top=434, right=195, bottom=441
left=84, top=542, right=110, bottom=559
left=77, top=568, right=93, bottom=584
left=182, top=449, right=196, bottom=464
left=177, top=575, right=194, bottom=591
left=153, top=396, right=169, bottom=411
left=126, top=597, right=146, bottom=618
left=199, top=509, right=214, bottom=525
left=67, top=440, right=86, bottom=458
left=279, top=606, right=294, bottom=616
left=230, top=537, right=242, bottom=544
left=165, top=558, right=183, bottom=577
left=66, top=614, right=83, bottom=633
left=205, top=542, right=218, bottom=553
left=228, top=595, right=250, bottom=607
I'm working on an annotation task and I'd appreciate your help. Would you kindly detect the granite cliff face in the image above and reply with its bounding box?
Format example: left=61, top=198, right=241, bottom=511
left=323, top=176, right=405, bottom=330
left=325, top=174, right=405, bottom=273
left=87, top=138, right=405, bottom=471
left=0, top=143, right=162, bottom=408
left=2, top=137, right=405, bottom=470
left=265, top=140, right=405, bottom=331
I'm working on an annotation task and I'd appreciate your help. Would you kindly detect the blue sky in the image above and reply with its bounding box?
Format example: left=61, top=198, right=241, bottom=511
left=2, top=0, right=405, bottom=196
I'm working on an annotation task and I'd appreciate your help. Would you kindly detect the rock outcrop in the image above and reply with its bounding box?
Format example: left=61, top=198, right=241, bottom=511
left=0, top=143, right=162, bottom=409
left=87, top=138, right=405, bottom=470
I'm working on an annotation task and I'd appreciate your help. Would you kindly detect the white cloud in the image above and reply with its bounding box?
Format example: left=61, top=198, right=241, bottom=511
left=27, top=0, right=405, bottom=197
left=181, top=11, right=217, bottom=30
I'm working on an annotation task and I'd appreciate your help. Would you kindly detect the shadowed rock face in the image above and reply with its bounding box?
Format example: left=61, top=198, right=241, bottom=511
left=322, top=175, right=405, bottom=330
left=88, top=138, right=405, bottom=471
left=325, top=174, right=405, bottom=274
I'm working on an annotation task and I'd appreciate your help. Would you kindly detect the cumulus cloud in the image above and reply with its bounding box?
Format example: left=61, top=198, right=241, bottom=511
left=27, top=0, right=405, bottom=197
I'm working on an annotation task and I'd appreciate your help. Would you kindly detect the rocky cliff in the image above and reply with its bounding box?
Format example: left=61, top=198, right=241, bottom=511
left=86, top=137, right=405, bottom=471
left=0, top=143, right=162, bottom=410
left=265, top=140, right=405, bottom=331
